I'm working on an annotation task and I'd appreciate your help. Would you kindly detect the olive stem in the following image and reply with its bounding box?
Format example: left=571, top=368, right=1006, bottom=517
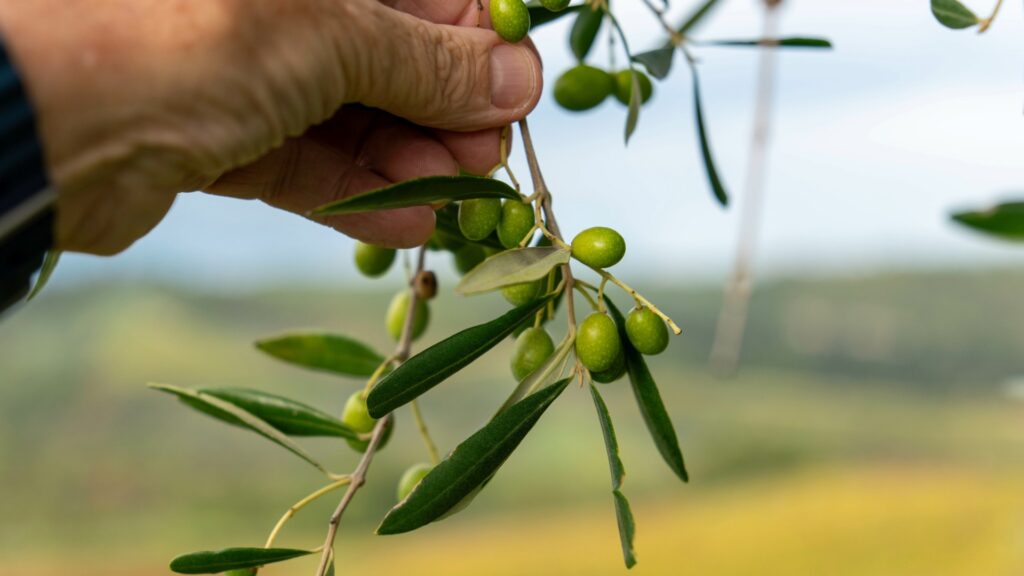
left=362, top=355, right=395, bottom=396
left=978, top=0, right=1004, bottom=32
left=410, top=399, right=441, bottom=466
left=499, top=125, right=522, bottom=193
left=597, top=277, right=609, bottom=314
left=573, top=284, right=599, bottom=311
left=265, top=477, right=351, bottom=549
left=595, top=268, right=682, bottom=335
left=314, top=244, right=429, bottom=576
left=517, top=118, right=578, bottom=334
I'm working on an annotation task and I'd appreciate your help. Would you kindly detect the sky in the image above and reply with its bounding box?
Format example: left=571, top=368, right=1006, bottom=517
left=48, top=0, right=1024, bottom=290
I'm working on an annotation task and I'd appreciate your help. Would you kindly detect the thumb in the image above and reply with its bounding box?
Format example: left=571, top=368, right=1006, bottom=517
left=343, top=3, right=543, bottom=132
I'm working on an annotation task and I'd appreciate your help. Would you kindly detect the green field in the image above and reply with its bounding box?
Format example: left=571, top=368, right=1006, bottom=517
left=2, top=270, right=1023, bottom=575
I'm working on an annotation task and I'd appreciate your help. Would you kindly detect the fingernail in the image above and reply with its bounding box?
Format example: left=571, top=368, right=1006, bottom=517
left=491, top=44, right=537, bottom=109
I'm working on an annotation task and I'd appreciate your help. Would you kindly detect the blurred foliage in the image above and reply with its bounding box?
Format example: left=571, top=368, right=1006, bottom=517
left=1, top=270, right=1023, bottom=574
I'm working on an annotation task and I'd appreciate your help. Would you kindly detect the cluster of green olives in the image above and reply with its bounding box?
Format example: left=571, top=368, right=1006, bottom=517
left=489, top=0, right=572, bottom=43
left=555, top=66, right=654, bottom=112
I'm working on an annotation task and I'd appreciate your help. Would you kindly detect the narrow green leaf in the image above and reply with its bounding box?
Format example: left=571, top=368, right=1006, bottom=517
left=27, top=251, right=61, bottom=301
left=366, top=296, right=553, bottom=418
left=198, top=388, right=358, bottom=439
left=498, top=333, right=575, bottom=415
left=529, top=3, right=584, bottom=29
left=931, top=0, right=980, bottom=29
left=703, top=37, right=834, bottom=49
left=625, top=69, right=642, bottom=143
left=952, top=201, right=1024, bottom=241
left=311, top=176, right=518, bottom=216
left=589, top=384, right=625, bottom=490
left=255, top=333, right=384, bottom=377
left=377, top=379, right=570, bottom=534
left=456, top=246, right=570, bottom=295
left=612, top=490, right=638, bottom=569
left=690, top=66, right=729, bottom=207
left=149, top=384, right=328, bottom=473
left=570, top=4, right=604, bottom=61
left=677, top=0, right=722, bottom=36
left=169, top=547, right=312, bottom=574
left=632, top=47, right=675, bottom=80
left=605, top=300, right=689, bottom=482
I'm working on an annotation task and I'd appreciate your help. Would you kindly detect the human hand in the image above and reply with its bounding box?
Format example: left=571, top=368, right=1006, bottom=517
left=0, top=0, right=542, bottom=254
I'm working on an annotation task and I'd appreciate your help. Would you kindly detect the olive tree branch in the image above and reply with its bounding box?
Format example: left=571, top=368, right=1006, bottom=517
left=709, top=0, right=781, bottom=377
left=313, top=245, right=429, bottom=576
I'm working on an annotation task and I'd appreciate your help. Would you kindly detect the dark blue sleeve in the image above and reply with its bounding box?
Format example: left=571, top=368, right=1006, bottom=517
left=0, top=34, right=53, bottom=312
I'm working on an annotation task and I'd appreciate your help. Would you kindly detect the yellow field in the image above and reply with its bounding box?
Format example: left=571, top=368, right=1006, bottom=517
left=11, top=464, right=1023, bottom=576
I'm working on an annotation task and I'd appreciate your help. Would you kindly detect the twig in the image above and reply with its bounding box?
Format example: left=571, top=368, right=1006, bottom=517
left=313, top=245, right=429, bottom=576
left=410, top=399, right=441, bottom=465
left=978, top=0, right=1004, bottom=32
left=709, top=1, right=782, bottom=377
left=265, top=477, right=350, bottom=548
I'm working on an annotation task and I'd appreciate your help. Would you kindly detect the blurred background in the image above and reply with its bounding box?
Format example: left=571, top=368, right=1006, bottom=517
left=2, top=1, right=1024, bottom=575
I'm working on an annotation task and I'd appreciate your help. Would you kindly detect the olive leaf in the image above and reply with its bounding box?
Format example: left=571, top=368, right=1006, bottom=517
left=605, top=300, right=689, bottom=482
left=497, top=333, right=575, bottom=415
left=625, top=69, right=642, bottom=143
left=951, top=200, right=1024, bottom=241
left=255, top=333, right=384, bottom=378
left=27, top=250, right=61, bottom=301
left=703, top=37, right=833, bottom=49
left=690, top=65, right=729, bottom=207
left=570, top=3, right=604, bottom=61
left=612, top=491, right=638, bottom=569
left=590, top=384, right=636, bottom=567
left=633, top=47, right=675, bottom=80
left=456, top=246, right=570, bottom=295
left=198, top=388, right=358, bottom=439
left=169, top=547, right=313, bottom=574
left=149, top=384, right=328, bottom=473
left=311, top=176, right=518, bottom=216
left=376, top=378, right=570, bottom=534
left=367, top=296, right=553, bottom=418
left=529, top=3, right=584, bottom=29
left=677, top=0, right=722, bottom=37
left=931, top=0, right=980, bottom=29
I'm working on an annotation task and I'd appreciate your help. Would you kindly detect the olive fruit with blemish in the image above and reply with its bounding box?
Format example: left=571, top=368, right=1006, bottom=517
left=626, top=306, right=669, bottom=355
left=453, top=244, right=486, bottom=275
left=613, top=69, right=654, bottom=106
left=554, top=65, right=613, bottom=112
left=342, top=391, right=392, bottom=453
left=591, top=348, right=626, bottom=384
left=490, top=0, right=531, bottom=43
left=497, top=200, right=536, bottom=248
left=511, top=327, right=555, bottom=381
left=502, top=279, right=542, bottom=307
left=459, top=198, right=502, bottom=241
left=575, top=312, right=622, bottom=373
left=386, top=290, right=429, bottom=341
left=396, top=463, right=433, bottom=501
left=354, top=242, right=396, bottom=278
left=571, top=226, right=626, bottom=269
left=541, top=0, right=571, bottom=10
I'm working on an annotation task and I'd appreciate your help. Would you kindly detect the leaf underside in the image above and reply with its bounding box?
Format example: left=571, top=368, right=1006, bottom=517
left=456, top=246, right=570, bottom=295
left=255, top=333, right=384, bottom=377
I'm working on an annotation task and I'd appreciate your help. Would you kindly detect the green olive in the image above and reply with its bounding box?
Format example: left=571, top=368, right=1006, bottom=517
left=354, top=242, right=396, bottom=278
left=612, top=69, right=654, bottom=106
left=553, top=65, right=613, bottom=112
left=453, top=244, right=487, bottom=275
left=342, top=391, right=393, bottom=453
left=571, top=226, right=626, bottom=269
left=490, top=0, right=531, bottom=43
left=625, top=306, right=669, bottom=355
left=501, top=279, right=542, bottom=307
left=590, top=349, right=626, bottom=384
left=386, top=290, right=429, bottom=341
left=540, top=0, right=571, bottom=10
left=511, top=327, right=555, bottom=381
left=396, top=463, right=434, bottom=501
left=497, top=200, right=536, bottom=248
left=459, top=198, right=502, bottom=241
left=575, top=312, right=622, bottom=373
